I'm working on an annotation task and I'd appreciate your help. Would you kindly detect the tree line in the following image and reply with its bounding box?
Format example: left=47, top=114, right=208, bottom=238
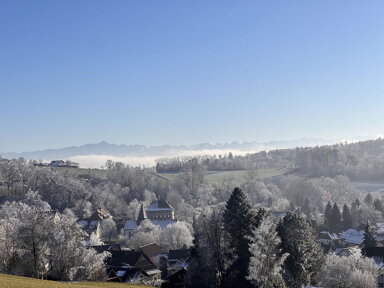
left=156, top=138, right=384, bottom=181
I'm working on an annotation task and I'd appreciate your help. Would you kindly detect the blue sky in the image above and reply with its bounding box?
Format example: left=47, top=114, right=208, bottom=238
left=1, top=0, right=383, bottom=152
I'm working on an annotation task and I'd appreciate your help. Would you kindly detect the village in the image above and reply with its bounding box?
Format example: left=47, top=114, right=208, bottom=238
left=77, top=199, right=384, bottom=287
left=78, top=200, right=189, bottom=287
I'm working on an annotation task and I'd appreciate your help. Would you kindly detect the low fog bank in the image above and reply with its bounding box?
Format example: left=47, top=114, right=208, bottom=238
left=68, top=149, right=257, bottom=168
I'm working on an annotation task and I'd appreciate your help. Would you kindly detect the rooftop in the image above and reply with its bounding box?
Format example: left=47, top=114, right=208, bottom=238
left=340, top=229, right=365, bottom=245
left=147, top=200, right=173, bottom=211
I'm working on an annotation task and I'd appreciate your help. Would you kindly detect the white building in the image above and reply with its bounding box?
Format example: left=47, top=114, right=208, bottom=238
left=124, top=201, right=177, bottom=238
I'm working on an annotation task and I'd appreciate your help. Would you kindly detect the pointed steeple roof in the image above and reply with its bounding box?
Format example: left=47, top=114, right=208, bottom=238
left=137, top=204, right=147, bottom=225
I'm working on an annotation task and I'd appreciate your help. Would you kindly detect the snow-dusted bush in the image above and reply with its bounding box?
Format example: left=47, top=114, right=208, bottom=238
left=317, top=253, right=382, bottom=288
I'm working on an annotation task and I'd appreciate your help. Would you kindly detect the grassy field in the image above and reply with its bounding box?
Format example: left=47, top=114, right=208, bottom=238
left=53, top=167, right=107, bottom=177
left=159, top=167, right=293, bottom=184
left=0, top=273, right=152, bottom=288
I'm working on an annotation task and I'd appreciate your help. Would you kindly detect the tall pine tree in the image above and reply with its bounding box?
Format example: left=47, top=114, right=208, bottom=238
left=363, top=222, right=376, bottom=250
left=364, top=193, right=373, bottom=206
left=324, top=201, right=332, bottom=230
left=278, top=212, right=324, bottom=288
left=223, top=187, right=255, bottom=288
left=331, top=203, right=342, bottom=232
left=341, top=204, right=352, bottom=230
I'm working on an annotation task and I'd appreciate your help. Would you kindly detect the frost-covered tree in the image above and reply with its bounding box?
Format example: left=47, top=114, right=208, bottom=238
left=364, top=193, right=373, bottom=206
left=89, top=232, right=103, bottom=246
left=100, top=218, right=117, bottom=242
left=126, top=199, right=142, bottom=220
left=0, top=192, right=109, bottom=280
left=278, top=212, right=324, bottom=288
left=15, top=193, right=54, bottom=278
left=50, top=209, right=108, bottom=280
left=247, top=215, right=286, bottom=288
left=0, top=218, right=20, bottom=274
left=68, top=247, right=110, bottom=281
left=160, top=221, right=193, bottom=250
left=123, top=219, right=160, bottom=249
left=317, top=253, right=381, bottom=288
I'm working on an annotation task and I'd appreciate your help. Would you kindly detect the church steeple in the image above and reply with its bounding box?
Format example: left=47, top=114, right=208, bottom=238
left=137, top=203, right=147, bottom=225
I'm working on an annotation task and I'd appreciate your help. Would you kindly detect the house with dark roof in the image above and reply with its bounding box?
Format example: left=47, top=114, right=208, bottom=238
left=48, top=160, right=79, bottom=168
left=334, top=246, right=361, bottom=257
left=146, top=200, right=175, bottom=220
left=106, top=250, right=161, bottom=284
left=139, top=243, right=167, bottom=266
left=317, top=231, right=341, bottom=247
left=124, top=201, right=177, bottom=238
left=167, top=249, right=190, bottom=270
left=89, top=244, right=121, bottom=254
left=49, top=160, right=65, bottom=167
left=163, top=268, right=187, bottom=288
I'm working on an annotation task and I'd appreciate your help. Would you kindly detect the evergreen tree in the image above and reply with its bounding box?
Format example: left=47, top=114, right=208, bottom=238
left=373, top=198, right=384, bottom=212
left=363, top=222, right=376, bottom=250
left=324, top=201, right=332, bottom=230
left=364, top=193, right=373, bottom=206
left=302, top=198, right=311, bottom=219
left=223, top=187, right=255, bottom=287
left=187, top=210, right=226, bottom=288
left=331, top=203, right=342, bottom=232
left=289, top=202, right=296, bottom=212
left=351, top=199, right=362, bottom=227
left=248, top=215, right=286, bottom=288
left=255, top=207, right=267, bottom=227
left=278, top=212, right=324, bottom=288
left=341, top=204, right=352, bottom=230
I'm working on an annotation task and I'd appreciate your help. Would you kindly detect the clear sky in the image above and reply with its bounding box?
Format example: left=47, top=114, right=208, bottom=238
left=1, top=0, right=383, bottom=152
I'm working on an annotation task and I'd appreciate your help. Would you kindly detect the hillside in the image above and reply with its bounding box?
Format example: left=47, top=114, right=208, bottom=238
left=159, top=167, right=293, bottom=184
left=0, top=273, right=152, bottom=288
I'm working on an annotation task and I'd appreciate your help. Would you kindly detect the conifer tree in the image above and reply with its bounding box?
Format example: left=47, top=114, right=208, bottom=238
left=302, top=198, right=311, bottom=219
left=188, top=210, right=226, bottom=288
left=363, top=222, right=376, bottom=250
left=331, top=203, right=342, bottom=232
left=277, top=212, right=324, bottom=288
left=373, top=198, right=384, bottom=212
left=364, top=193, right=373, bottom=206
left=223, top=187, right=255, bottom=287
left=324, top=201, right=332, bottom=230
left=341, top=204, right=352, bottom=230
left=289, top=202, right=296, bottom=212
left=351, top=199, right=362, bottom=227
left=248, top=215, right=286, bottom=288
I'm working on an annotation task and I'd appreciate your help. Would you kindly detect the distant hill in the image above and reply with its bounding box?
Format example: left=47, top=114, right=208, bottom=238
left=0, top=137, right=372, bottom=168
